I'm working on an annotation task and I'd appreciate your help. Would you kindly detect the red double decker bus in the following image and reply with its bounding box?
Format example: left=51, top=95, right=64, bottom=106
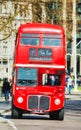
left=11, top=23, right=66, bottom=120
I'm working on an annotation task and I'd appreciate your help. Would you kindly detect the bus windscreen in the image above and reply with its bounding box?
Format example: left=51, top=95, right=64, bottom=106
left=17, top=67, right=37, bottom=86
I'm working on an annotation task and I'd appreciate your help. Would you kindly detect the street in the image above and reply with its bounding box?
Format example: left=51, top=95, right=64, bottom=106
left=0, top=92, right=81, bottom=130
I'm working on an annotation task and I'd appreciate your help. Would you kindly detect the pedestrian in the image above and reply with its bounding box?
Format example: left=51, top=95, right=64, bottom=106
left=2, top=78, right=11, bottom=101
left=67, top=75, right=73, bottom=94
left=9, top=79, right=12, bottom=96
left=65, top=75, right=69, bottom=94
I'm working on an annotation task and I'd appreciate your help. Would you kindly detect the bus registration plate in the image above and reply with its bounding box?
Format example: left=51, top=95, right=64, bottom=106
left=33, top=109, right=43, bottom=113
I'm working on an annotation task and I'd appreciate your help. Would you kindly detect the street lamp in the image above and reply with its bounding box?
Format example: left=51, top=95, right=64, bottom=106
left=72, top=0, right=77, bottom=92
left=74, top=40, right=81, bottom=91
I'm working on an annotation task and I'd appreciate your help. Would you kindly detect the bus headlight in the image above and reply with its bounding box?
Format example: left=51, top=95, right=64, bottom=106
left=17, top=97, right=23, bottom=103
left=54, top=98, right=60, bottom=105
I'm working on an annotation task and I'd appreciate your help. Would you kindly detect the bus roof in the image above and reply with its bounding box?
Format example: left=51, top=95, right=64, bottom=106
left=18, top=23, right=64, bottom=34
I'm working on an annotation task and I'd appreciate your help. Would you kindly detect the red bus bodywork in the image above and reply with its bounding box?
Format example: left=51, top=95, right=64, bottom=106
left=11, top=23, right=66, bottom=120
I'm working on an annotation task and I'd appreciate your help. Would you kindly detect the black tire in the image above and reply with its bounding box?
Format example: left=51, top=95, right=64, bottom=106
left=49, top=108, right=64, bottom=121
left=11, top=103, right=22, bottom=119
left=58, top=108, right=64, bottom=121
left=49, top=110, right=59, bottom=120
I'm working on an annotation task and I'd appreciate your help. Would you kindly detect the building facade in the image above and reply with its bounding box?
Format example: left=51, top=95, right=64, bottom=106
left=0, top=0, right=33, bottom=79
left=0, top=0, right=81, bottom=80
left=67, top=0, right=81, bottom=75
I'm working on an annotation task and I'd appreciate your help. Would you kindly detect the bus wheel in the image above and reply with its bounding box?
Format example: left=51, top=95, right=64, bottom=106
left=49, top=111, right=58, bottom=120
left=49, top=108, right=64, bottom=121
left=12, top=104, right=22, bottom=119
left=58, top=108, right=64, bottom=121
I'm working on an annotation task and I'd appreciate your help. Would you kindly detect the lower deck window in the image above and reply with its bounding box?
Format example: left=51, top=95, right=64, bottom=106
left=17, top=67, right=37, bottom=86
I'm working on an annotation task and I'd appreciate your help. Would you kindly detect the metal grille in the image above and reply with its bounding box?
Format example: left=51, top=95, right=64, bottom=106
left=28, top=96, right=38, bottom=109
left=40, top=96, right=49, bottom=110
left=28, top=95, right=49, bottom=111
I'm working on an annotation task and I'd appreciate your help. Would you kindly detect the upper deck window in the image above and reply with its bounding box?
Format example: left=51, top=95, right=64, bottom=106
left=20, top=34, right=40, bottom=45
left=42, top=34, right=62, bottom=46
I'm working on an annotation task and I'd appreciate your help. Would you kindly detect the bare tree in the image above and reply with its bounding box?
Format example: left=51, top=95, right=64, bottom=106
left=0, top=0, right=79, bottom=43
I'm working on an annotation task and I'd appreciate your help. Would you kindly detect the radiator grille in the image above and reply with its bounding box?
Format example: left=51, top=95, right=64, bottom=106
left=28, top=96, right=38, bottom=109
left=28, top=95, right=50, bottom=111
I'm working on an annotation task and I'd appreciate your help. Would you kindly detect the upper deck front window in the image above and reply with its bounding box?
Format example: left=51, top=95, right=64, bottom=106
left=21, top=34, right=40, bottom=45
left=20, top=34, right=62, bottom=46
left=42, top=34, right=62, bottom=46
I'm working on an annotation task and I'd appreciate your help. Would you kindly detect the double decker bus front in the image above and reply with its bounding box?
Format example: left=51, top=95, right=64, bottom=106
left=12, top=23, right=66, bottom=120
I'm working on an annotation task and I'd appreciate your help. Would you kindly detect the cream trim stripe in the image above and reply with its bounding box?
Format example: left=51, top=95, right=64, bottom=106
left=15, top=64, right=65, bottom=69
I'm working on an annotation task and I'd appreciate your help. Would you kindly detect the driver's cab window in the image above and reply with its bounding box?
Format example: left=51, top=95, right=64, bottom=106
left=42, top=74, right=61, bottom=86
